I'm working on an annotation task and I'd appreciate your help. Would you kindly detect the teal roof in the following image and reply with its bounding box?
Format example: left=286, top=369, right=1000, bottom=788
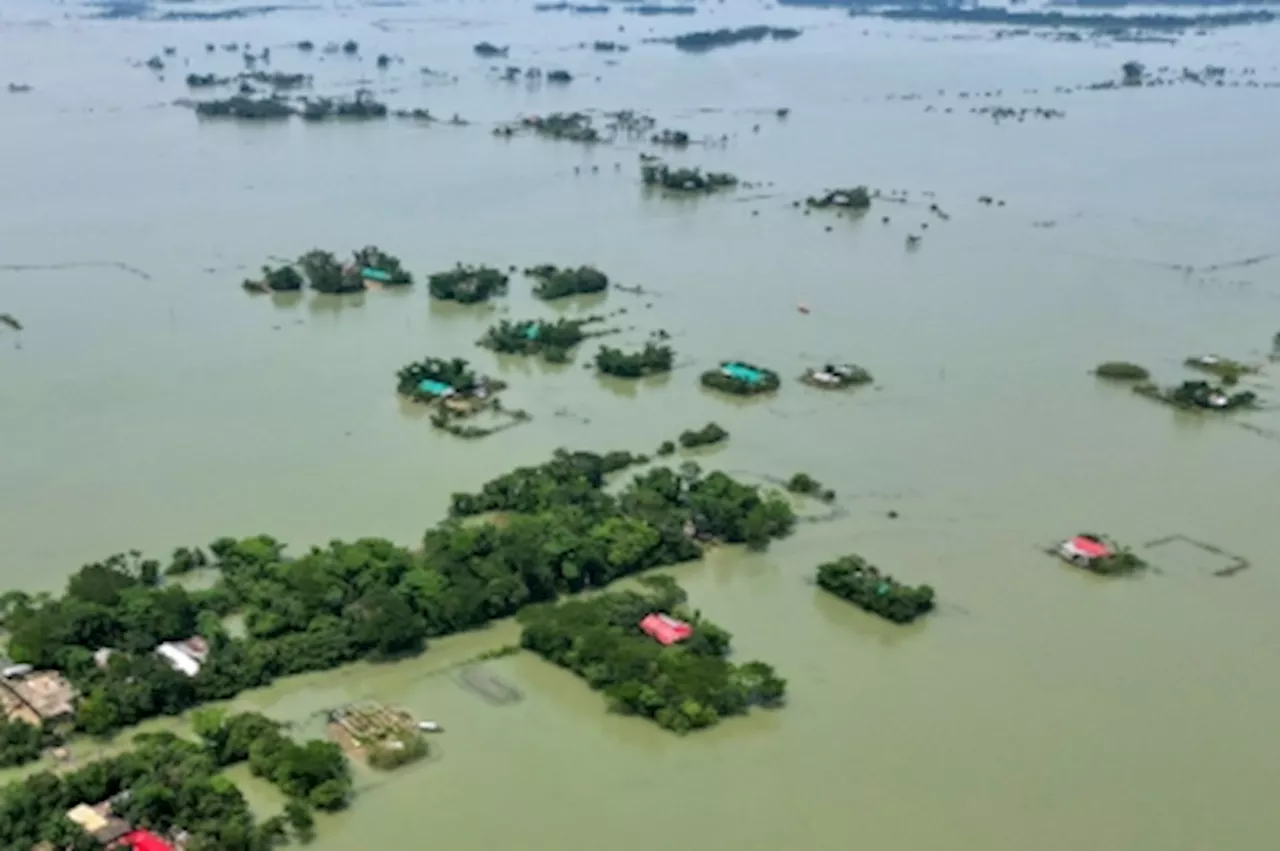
left=362, top=267, right=393, bottom=282
left=416, top=379, right=453, bottom=396
left=721, top=363, right=763, bottom=384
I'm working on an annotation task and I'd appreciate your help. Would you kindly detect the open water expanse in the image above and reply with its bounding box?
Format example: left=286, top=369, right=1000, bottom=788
left=3, top=1, right=1280, bottom=849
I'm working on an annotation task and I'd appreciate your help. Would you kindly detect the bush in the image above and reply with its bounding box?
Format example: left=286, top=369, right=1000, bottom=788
left=1094, top=361, right=1149, bottom=381
left=595, top=342, right=673, bottom=377
left=816, top=555, right=934, bottom=624
left=526, top=264, right=610, bottom=300
left=428, top=264, right=509, bottom=303
left=786, top=473, right=835, bottom=502
left=678, top=422, right=728, bottom=449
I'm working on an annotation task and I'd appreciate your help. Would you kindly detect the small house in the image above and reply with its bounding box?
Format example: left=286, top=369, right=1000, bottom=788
left=155, top=637, right=208, bottom=678
left=416, top=378, right=456, bottom=398
left=1058, top=535, right=1112, bottom=567
left=638, top=613, right=693, bottom=646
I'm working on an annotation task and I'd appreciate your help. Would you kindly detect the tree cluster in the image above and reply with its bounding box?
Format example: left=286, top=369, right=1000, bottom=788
left=0, top=716, right=49, bottom=768
left=699, top=363, right=781, bottom=396
left=192, top=709, right=352, bottom=811
left=806, top=187, right=871, bottom=211
left=0, top=451, right=792, bottom=744
left=641, top=161, right=738, bottom=193
left=427, top=264, right=510, bottom=303
left=1093, top=361, right=1150, bottom=381
left=300, top=90, right=388, bottom=121
left=527, top=112, right=600, bottom=143
left=816, top=555, right=935, bottom=624
left=1183, top=355, right=1255, bottom=384
left=678, top=422, right=728, bottom=449
left=479, top=317, right=602, bottom=363
left=525, top=264, right=610, bottom=300
left=786, top=473, right=835, bottom=503
left=672, top=26, right=801, bottom=52
left=1137, top=379, right=1258, bottom=411
left=195, top=95, right=294, bottom=119
left=518, top=576, right=785, bottom=733
left=242, top=263, right=304, bottom=294
left=395, top=357, right=480, bottom=397
left=352, top=245, right=411, bottom=285
left=595, top=342, right=674, bottom=378
left=0, top=719, right=334, bottom=851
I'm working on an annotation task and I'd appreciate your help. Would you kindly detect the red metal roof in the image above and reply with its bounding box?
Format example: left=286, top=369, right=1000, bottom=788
left=121, top=830, right=174, bottom=851
left=639, top=613, right=693, bottom=646
left=1069, top=536, right=1111, bottom=558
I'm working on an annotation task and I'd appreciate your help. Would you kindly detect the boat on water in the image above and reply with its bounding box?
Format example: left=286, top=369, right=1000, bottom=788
left=417, top=720, right=443, bottom=733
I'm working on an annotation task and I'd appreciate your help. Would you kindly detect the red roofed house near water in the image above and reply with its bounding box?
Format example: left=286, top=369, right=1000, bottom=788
left=117, top=829, right=174, bottom=851
left=638, top=613, right=693, bottom=646
left=1058, top=535, right=1112, bottom=567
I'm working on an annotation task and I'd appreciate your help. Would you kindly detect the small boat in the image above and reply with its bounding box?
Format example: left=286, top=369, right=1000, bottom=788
left=417, top=720, right=443, bottom=733
left=796, top=302, right=810, bottom=314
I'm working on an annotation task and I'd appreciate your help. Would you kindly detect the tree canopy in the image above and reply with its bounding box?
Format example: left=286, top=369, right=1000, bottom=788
left=816, top=555, right=935, bottom=624
left=518, top=576, right=786, bottom=733
left=0, top=450, right=794, bottom=749
left=595, top=342, right=674, bottom=378
left=525, top=264, right=610, bottom=300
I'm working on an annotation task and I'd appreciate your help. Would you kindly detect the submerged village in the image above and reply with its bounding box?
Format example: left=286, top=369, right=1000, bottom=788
left=3, top=0, right=1280, bottom=849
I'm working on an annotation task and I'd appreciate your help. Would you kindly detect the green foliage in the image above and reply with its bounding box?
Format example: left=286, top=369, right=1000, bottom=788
left=243, top=264, right=303, bottom=293
left=352, top=245, right=411, bottom=285
left=816, top=555, right=935, bottom=624
left=395, top=357, right=479, bottom=396
left=786, top=473, right=835, bottom=502
left=805, top=187, right=871, bottom=210
left=641, top=161, right=738, bottom=193
left=527, top=112, right=599, bottom=142
left=0, top=717, right=48, bottom=768
left=518, top=581, right=785, bottom=732
left=479, top=317, right=598, bottom=362
left=1137, top=380, right=1258, bottom=411
left=678, top=422, right=728, bottom=449
left=166, top=546, right=209, bottom=576
left=2, top=449, right=790, bottom=744
left=298, top=250, right=360, bottom=294
left=699, top=362, right=782, bottom=397
left=656, top=440, right=676, bottom=457
left=595, top=342, right=674, bottom=378
left=427, top=264, right=509, bottom=303
left=1093, top=361, right=1150, bottom=381
left=525, top=264, right=610, bottom=300
left=672, top=26, right=801, bottom=52
left=0, top=728, right=298, bottom=851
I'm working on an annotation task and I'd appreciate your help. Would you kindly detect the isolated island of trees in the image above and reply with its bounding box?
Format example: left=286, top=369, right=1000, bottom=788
left=678, top=422, right=729, bottom=449
left=480, top=316, right=613, bottom=363
left=786, top=472, right=835, bottom=502
left=525, top=264, right=610, bottom=300
left=246, top=246, right=411, bottom=295
left=595, top=341, right=674, bottom=378
left=0, top=449, right=794, bottom=756
left=806, top=187, right=872, bottom=211
left=1093, top=361, right=1150, bottom=381
left=867, top=6, right=1275, bottom=32
left=816, top=555, right=935, bottom=624
left=0, top=709, right=350, bottom=851
left=427, top=264, right=510, bottom=303
left=1135, top=379, right=1258, bottom=412
left=672, top=26, right=802, bottom=52
left=641, top=159, right=738, bottom=193
left=519, top=575, right=786, bottom=733
left=700, top=361, right=782, bottom=396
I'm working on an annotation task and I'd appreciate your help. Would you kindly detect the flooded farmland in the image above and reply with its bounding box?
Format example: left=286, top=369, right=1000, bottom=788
left=2, top=1, right=1280, bottom=849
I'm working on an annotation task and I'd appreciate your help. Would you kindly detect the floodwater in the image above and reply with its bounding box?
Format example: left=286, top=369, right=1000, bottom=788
left=3, top=1, right=1280, bottom=849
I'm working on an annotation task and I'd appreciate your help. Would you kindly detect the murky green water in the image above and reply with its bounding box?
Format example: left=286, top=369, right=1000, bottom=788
left=3, top=3, right=1280, bottom=849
